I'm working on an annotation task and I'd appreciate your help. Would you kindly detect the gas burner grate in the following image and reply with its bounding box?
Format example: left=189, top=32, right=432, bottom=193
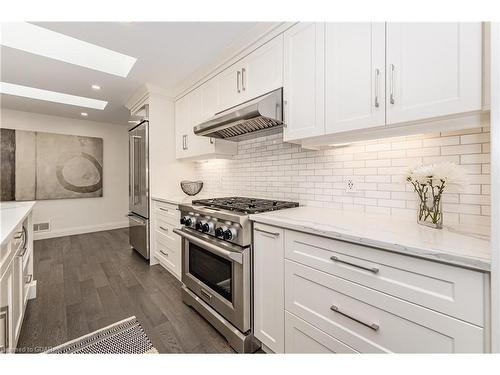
left=192, top=196, right=299, bottom=214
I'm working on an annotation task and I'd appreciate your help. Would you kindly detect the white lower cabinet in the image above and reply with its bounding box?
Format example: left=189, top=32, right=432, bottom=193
left=152, top=200, right=182, bottom=280
left=285, top=260, right=484, bottom=353
left=285, top=312, right=357, bottom=353
left=0, top=262, right=13, bottom=353
left=253, top=223, right=285, bottom=353
left=0, top=211, right=35, bottom=353
left=252, top=226, right=489, bottom=353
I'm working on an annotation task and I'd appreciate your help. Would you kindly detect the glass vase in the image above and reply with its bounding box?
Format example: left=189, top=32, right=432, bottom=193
left=417, top=195, right=443, bottom=229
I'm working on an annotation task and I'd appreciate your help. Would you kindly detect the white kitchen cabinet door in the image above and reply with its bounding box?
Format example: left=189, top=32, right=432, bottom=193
left=185, top=88, right=215, bottom=158
left=0, top=262, right=13, bottom=353
left=12, top=253, right=23, bottom=345
left=201, top=77, right=220, bottom=120
left=386, top=22, right=482, bottom=124
left=174, top=95, right=190, bottom=159
left=217, top=64, right=242, bottom=111
left=283, top=23, right=325, bottom=142
left=253, top=224, right=285, bottom=353
left=325, top=23, right=386, bottom=133
left=243, top=35, right=284, bottom=100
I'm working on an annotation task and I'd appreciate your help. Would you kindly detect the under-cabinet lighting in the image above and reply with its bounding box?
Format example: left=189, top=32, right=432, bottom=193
left=0, top=82, right=108, bottom=110
left=91, top=84, right=101, bottom=90
left=1, top=23, right=137, bottom=77
left=80, top=112, right=88, bottom=117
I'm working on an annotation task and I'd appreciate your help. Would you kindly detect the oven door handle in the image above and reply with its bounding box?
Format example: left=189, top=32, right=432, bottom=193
left=173, top=228, right=243, bottom=264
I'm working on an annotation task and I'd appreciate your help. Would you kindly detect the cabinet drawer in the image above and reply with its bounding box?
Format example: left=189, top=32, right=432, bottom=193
left=284, top=230, right=485, bottom=326
left=155, top=216, right=178, bottom=238
left=155, top=225, right=180, bottom=256
left=154, top=202, right=179, bottom=226
left=285, top=260, right=484, bottom=353
left=285, top=312, right=357, bottom=353
left=155, top=235, right=181, bottom=277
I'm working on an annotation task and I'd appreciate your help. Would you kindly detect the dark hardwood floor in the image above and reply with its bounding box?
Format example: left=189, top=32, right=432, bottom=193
left=17, top=228, right=234, bottom=353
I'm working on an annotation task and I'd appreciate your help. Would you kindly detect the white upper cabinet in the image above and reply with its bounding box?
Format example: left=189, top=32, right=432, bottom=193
left=282, top=22, right=484, bottom=145
left=200, top=76, right=220, bottom=120
left=243, top=35, right=284, bottom=100
left=217, top=63, right=242, bottom=111
left=325, top=23, right=386, bottom=133
left=386, top=22, right=482, bottom=124
left=174, top=94, right=190, bottom=159
left=217, top=35, right=284, bottom=113
left=283, top=23, right=325, bottom=142
left=175, top=82, right=237, bottom=160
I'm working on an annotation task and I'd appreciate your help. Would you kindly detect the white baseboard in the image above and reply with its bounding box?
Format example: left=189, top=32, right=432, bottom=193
left=34, top=220, right=129, bottom=240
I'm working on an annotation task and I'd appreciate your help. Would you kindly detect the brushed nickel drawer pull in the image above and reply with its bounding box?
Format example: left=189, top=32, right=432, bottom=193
left=389, top=63, right=395, bottom=105
left=25, top=274, right=33, bottom=284
left=159, top=226, right=169, bottom=232
left=330, top=255, right=379, bottom=274
left=254, top=228, right=280, bottom=237
left=13, top=231, right=23, bottom=239
left=330, top=305, right=379, bottom=331
left=160, top=249, right=169, bottom=257
left=374, top=68, right=380, bottom=108
left=158, top=207, right=169, bottom=212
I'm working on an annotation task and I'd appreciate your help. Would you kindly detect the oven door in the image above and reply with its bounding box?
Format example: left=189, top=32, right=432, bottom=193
left=173, top=228, right=250, bottom=333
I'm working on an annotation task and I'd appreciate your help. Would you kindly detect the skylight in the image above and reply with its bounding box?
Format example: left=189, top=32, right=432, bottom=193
left=1, top=22, right=137, bottom=77
left=0, top=82, right=108, bottom=110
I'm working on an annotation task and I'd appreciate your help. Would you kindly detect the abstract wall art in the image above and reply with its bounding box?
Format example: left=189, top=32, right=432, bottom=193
left=0, top=128, right=103, bottom=201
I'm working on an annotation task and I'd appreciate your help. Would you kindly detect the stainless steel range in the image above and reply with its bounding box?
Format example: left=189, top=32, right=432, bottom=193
left=173, top=197, right=298, bottom=353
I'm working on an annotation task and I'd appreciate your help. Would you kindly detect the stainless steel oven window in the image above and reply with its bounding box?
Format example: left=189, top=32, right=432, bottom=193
left=188, top=243, right=232, bottom=302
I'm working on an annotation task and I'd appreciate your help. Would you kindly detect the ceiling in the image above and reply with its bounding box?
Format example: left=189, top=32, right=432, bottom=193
left=0, top=22, right=268, bottom=125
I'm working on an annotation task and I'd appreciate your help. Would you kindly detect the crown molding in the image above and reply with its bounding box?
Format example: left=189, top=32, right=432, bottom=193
left=124, top=83, right=174, bottom=114
left=173, top=22, right=296, bottom=100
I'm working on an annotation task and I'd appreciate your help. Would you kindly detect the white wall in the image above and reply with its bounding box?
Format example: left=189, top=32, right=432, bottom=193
left=1, top=109, right=129, bottom=239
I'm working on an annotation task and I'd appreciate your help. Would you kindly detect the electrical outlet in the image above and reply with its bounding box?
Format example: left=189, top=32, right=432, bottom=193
left=346, top=178, right=356, bottom=193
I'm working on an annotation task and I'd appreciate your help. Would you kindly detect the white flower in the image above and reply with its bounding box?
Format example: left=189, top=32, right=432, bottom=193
left=405, top=162, right=467, bottom=187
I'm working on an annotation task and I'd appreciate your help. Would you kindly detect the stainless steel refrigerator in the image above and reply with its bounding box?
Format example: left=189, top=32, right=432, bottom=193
left=128, top=120, right=149, bottom=259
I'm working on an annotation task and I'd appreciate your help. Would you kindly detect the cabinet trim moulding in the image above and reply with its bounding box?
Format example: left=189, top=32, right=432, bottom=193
left=174, top=22, right=296, bottom=100
left=125, top=84, right=175, bottom=115
left=298, top=111, right=490, bottom=149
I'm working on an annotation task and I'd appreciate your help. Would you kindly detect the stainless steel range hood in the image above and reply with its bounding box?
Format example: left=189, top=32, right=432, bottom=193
left=193, top=88, right=283, bottom=139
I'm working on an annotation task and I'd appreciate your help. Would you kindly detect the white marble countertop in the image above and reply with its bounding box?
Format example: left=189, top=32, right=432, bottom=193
left=1, top=201, right=36, bottom=246
left=250, top=206, right=491, bottom=272
left=152, top=194, right=211, bottom=206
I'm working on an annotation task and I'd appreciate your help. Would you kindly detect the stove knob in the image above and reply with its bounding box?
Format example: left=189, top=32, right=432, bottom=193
left=215, top=226, right=227, bottom=238
left=196, top=221, right=205, bottom=231
left=202, top=222, right=214, bottom=233
left=223, top=227, right=237, bottom=241
left=180, top=216, right=192, bottom=226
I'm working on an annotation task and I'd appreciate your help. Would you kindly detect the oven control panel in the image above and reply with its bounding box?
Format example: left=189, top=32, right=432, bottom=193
left=180, top=213, right=243, bottom=245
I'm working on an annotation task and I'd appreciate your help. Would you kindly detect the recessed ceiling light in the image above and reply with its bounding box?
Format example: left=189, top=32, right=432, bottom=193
left=91, top=84, right=101, bottom=90
left=81, top=112, right=88, bottom=117
left=0, top=82, right=108, bottom=110
left=1, top=23, right=137, bottom=77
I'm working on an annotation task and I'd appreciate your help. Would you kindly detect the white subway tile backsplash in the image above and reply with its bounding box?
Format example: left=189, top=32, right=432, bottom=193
left=194, top=127, right=490, bottom=227
left=441, top=144, right=482, bottom=155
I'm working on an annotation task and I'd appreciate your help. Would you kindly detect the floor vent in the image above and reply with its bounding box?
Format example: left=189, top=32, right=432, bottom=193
left=33, top=222, right=50, bottom=232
